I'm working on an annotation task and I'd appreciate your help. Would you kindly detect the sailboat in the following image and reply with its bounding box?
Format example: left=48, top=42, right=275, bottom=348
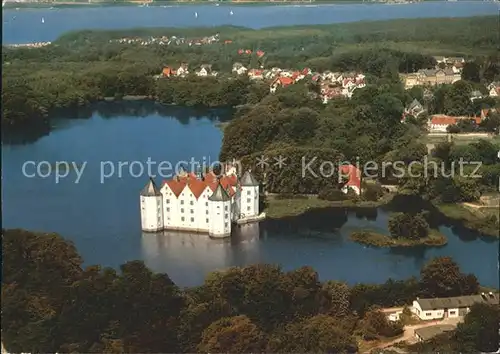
left=229, top=10, right=233, bottom=15
left=41, top=17, right=45, bottom=23
left=194, top=11, right=198, bottom=18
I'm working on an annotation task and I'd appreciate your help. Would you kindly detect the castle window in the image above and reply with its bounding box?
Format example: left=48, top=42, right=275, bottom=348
left=247, top=190, right=251, bottom=195
left=206, top=210, right=209, bottom=214
left=190, top=217, right=194, bottom=222
left=217, top=205, right=220, bottom=209
left=206, top=218, right=209, bottom=223
left=247, top=198, right=251, bottom=203
left=181, top=217, right=185, bottom=221
left=190, top=201, right=194, bottom=205
left=206, top=202, right=208, bottom=206
left=190, top=209, right=194, bottom=214
left=181, top=208, right=184, bottom=213
left=181, top=200, right=184, bottom=205
left=225, top=214, right=228, bottom=219
left=225, top=206, right=228, bottom=211
left=225, top=222, right=228, bottom=228
left=166, top=207, right=170, bottom=212
left=166, top=199, right=170, bottom=204
left=247, top=206, right=251, bottom=211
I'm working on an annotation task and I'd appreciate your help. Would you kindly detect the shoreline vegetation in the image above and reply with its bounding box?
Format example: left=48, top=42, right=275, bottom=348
left=349, top=229, right=448, bottom=247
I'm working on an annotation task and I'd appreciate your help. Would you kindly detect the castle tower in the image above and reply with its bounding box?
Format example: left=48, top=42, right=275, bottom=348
left=140, top=177, right=164, bottom=232
left=208, top=180, right=232, bottom=238
left=239, top=170, right=259, bottom=218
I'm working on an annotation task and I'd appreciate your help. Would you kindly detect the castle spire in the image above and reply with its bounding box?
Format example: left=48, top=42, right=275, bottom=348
left=208, top=180, right=231, bottom=201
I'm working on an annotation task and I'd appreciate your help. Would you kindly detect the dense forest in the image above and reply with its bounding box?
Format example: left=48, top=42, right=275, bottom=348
left=2, top=228, right=498, bottom=353
left=2, top=16, right=499, bottom=131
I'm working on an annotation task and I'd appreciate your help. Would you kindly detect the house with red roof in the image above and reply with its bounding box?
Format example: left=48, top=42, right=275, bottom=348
left=140, top=167, right=263, bottom=238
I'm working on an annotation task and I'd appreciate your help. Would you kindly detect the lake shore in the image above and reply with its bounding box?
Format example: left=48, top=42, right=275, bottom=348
left=349, top=229, right=448, bottom=248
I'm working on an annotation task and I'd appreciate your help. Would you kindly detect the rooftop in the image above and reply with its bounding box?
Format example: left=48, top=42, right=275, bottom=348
left=416, top=293, right=499, bottom=311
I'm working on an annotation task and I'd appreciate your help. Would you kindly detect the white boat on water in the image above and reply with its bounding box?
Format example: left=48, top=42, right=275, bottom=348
left=194, top=11, right=198, bottom=18
left=229, top=10, right=233, bottom=15
left=41, top=17, right=45, bottom=23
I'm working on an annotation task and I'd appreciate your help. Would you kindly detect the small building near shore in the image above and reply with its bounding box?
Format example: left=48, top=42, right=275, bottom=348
left=414, top=324, right=455, bottom=342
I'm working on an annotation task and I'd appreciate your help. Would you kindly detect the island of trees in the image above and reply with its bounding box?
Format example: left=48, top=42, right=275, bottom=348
left=2, top=228, right=498, bottom=353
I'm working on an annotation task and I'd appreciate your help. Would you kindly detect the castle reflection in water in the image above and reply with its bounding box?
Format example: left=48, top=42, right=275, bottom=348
left=141, top=223, right=262, bottom=285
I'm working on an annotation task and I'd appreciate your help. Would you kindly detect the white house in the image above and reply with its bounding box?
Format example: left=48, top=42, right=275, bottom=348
left=488, top=83, right=500, bottom=97
left=140, top=168, right=263, bottom=238
left=411, top=292, right=499, bottom=321
left=470, top=90, right=483, bottom=102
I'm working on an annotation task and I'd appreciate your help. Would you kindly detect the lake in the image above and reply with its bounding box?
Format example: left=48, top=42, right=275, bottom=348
left=2, top=104, right=498, bottom=288
left=2, top=1, right=498, bottom=44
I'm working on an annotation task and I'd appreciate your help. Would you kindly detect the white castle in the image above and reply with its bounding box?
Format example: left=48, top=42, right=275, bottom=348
left=140, top=165, right=263, bottom=238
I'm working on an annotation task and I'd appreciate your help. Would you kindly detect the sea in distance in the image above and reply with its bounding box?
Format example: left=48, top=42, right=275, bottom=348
left=1, top=1, right=498, bottom=44
left=2, top=103, right=499, bottom=288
